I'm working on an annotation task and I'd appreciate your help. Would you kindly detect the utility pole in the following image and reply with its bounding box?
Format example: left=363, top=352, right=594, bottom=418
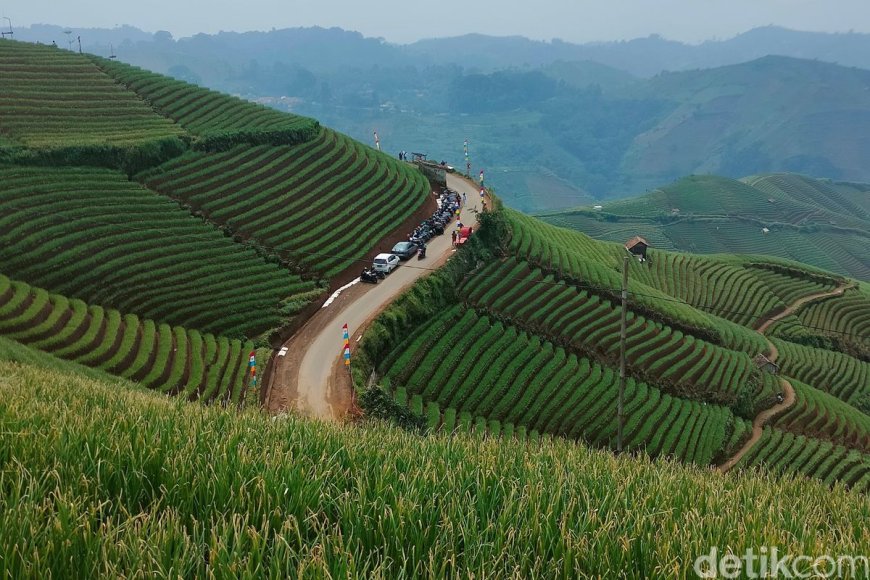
left=1, top=17, right=13, bottom=39
left=77, top=35, right=82, bottom=54
left=617, top=255, right=629, bottom=452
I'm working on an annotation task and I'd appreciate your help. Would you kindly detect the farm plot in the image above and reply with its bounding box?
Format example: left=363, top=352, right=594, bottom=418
left=0, top=41, right=182, bottom=147
left=459, top=258, right=760, bottom=405
left=771, top=338, right=869, bottom=404
left=381, top=307, right=733, bottom=465
left=92, top=56, right=319, bottom=144
left=769, top=379, right=870, bottom=452
left=144, top=129, right=430, bottom=277
left=0, top=165, right=316, bottom=337
left=0, top=274, right=253, bottom=403
left=737, top=426, right=870, bottom=493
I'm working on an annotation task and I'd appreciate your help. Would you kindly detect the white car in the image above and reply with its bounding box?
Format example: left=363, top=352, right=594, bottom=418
left=373, top=253, right=400, bottom=274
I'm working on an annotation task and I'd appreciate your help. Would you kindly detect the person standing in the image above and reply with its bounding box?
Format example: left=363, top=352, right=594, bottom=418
left=451, top=230, right=457, bottom=246
left=462, top=191, right=467, bottom=205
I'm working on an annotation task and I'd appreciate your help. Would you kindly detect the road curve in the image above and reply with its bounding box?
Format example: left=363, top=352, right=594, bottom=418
left=268, top=173, right=483, bottom=419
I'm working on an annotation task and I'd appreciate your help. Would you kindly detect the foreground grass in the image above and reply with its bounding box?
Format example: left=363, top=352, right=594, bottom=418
left=0, top=358, right=868, bottom=578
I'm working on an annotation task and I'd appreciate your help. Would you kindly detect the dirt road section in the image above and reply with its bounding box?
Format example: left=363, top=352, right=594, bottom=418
left=266, top=173, right=483, bottom=419
left=717, top=281, right=853, bottom=473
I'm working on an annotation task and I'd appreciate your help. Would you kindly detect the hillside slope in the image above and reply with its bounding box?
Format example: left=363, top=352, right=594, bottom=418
left=541, top=173, right=870, bottom=280
left=358, top=205, right=870, bottom=491
left=0, top=351, right=867, bottom=577
left=0, top=40, right=429, bottom=342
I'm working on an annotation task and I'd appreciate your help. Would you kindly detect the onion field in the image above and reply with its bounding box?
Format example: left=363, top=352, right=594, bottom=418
left=143, top=129, right=430, bottom=276
left=380, top=306, right=734, bottom=464
left=363, top=204, right=869, bottom=489
left=737, top=426, right=869, bottom=492
left=0, top=274, right=254, bottom=403
left=459, top=257, right=762, bottom=404
left=0, top=165, right=317, bottom=337
left=91, top=56, right=320, bottom=145
left=0, top=41, right=182, bottom=147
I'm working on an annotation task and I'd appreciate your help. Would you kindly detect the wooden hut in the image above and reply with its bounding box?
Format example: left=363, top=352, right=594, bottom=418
left=624, top=236, right=650, bottom=261
left=753, top=354, right=780, bottom=375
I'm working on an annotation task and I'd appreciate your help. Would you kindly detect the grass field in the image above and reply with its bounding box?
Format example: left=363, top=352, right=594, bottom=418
left=0, top=355, right=867, bottom=577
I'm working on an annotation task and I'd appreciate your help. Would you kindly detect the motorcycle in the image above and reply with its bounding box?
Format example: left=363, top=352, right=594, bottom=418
left=360, top=268, right=379, bottom=284
left=417, top=244, right=427, bottom=260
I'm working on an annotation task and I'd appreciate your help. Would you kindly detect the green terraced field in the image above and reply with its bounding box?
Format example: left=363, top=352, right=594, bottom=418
left=539, top=173, right=870, bottom=280
left=0, top=165, right=316, bottom=337
left=143, top=129, right=430, bottom=276
left=0, top=41, right=182, bottom=147
left=381, top=305, right=734, bottom=465
left=737, top=427, right=869, bottom=492
left=91, top=56, right=320, bottom=145
left=0, top=274, right=254, bottom=403
left=360, top=204, right=868, bottom=490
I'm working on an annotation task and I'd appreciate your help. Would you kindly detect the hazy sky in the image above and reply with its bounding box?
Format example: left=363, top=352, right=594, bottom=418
left=4, top=0, right=870, bottom=43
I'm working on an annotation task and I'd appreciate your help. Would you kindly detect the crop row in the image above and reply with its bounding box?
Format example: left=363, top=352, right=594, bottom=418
left=747, top=174, right=870, bottom=224
left=789, top=290, right=870, bottom=351
left=382, top=306, right=733, bottom=465
left=747, top=267, right=837, bottom=306
left=460, top=257, right=759, bottom=404
left=771, top=379, right=870, bottom=452
left=0, top=41, right=182, bottom=147
left=506, top=209, right=745, bottom=336
left=771, top=338, right=868, bottom=404
left=144, top=130, right=429, bottom=277
left=0, top=165, right=316, bottom=337
left=0, top=274, right=253, bottom=403
left=91, top=56, right=319, bottom=143
left=737, top=426, right=869, bottom=492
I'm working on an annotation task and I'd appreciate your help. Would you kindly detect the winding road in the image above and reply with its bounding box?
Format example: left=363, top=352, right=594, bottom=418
left=717, top=280, right=853, bottom=473
left=265, top=173, right=482, bottom=419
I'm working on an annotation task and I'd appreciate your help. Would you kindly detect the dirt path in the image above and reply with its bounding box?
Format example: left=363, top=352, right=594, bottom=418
left=265, top=173, right=483, bottom=420
left=717, top=281, right=853, bottom=473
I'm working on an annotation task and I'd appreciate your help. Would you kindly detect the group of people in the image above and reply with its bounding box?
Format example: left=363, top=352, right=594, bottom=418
left=398, top=151, right=408, bottom=161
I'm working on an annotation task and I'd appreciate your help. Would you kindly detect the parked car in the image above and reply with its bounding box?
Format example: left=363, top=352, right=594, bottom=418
left=391, top=241, right=419, bottom=260
left=373, top=253, right=400, bottom=274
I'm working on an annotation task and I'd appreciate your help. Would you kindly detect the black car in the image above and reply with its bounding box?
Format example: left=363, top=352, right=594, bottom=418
left=391, top=241, right=419, bottom=260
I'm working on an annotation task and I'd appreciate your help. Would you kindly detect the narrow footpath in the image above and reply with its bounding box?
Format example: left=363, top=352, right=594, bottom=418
left=717, top=281, right=854, bottom=473
left=265, top=173, right=483, bottom=420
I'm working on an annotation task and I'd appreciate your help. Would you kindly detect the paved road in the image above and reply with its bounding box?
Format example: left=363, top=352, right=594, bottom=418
left=271, top=173, right=482, bottom=419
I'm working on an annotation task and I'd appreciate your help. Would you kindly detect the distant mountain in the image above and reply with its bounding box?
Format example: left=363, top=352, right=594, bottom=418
left=616, top=56, right=870, bottom=192
left=404, top=27, right=870, bottom=76
left=539, top=173, right=870, bottom=280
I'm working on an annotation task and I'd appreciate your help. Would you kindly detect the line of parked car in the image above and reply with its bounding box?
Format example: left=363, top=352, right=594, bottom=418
left=361, top=188, right=462, bottom=282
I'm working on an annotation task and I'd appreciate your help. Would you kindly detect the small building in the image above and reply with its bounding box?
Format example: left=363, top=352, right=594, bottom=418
left=754, top=354, right=779, bottom=375
left=624, top=236, right=650, bottom=261
left=762, top=227, right=770, bottom=235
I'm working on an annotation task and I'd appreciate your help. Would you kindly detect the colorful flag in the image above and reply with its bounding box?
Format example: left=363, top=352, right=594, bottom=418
left=342, top=324, right=351, bottom=366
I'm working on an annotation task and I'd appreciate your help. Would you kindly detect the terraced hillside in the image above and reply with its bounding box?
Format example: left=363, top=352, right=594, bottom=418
left=0, top=165, right=315, bottom=337
left=0, top=274, right=256, bottom=403
left=0, top=39, right=430, bottom=405
left=540, top=173, right=870, bottom=280
left=0, top=41, right=182, bottom=147
left=358, top=206, right=869, bottom=491
left=141, top=129, right=429, bottom=277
